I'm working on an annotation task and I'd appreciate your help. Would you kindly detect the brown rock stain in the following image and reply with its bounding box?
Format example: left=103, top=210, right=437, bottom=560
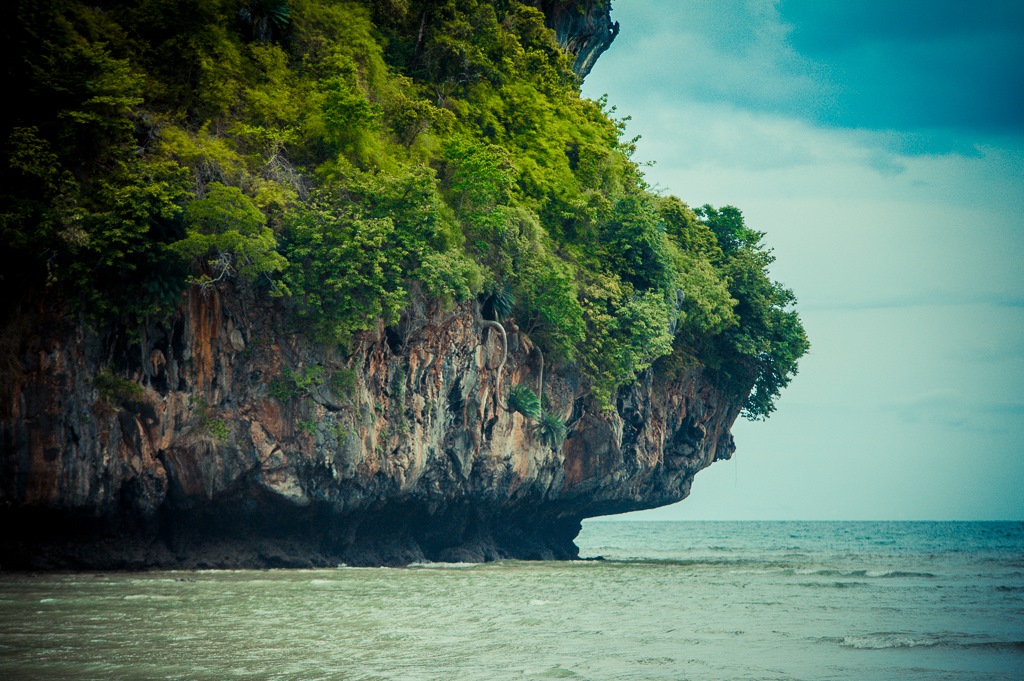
left=187, top=288, right=222, bottom=397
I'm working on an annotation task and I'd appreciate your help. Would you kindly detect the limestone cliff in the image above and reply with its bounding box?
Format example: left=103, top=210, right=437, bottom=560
left=533, top=0, right=619, bottom=79
left=0, top=0, right=776, bottom=570
left=0, top=289, right=738, bottom=569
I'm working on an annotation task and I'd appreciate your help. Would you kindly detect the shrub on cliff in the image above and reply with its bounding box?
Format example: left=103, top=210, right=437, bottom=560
left=534, top=411, right=567, bottom=448
left=169, top=183, right=287, bottom=290
left=507, top=384, right=542, bottom=419
left=94, top=370, right=143, bottom=407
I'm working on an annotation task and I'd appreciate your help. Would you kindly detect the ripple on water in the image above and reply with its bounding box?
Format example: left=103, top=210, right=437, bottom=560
left=833, top=632, right=1024, bottom=651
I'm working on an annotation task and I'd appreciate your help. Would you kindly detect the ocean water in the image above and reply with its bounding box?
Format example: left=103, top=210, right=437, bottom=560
left=1, top=521, right=1021, bottom=680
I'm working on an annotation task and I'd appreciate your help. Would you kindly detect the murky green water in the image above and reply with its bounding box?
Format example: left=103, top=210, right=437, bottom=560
left=2, top=522, right=1021, bottom=680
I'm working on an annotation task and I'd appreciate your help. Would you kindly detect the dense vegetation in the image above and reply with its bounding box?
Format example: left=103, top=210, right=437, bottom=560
left=1, top=0, right=807, bottom=418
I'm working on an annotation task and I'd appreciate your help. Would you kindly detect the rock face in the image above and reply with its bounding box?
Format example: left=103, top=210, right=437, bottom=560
left=534, top=0, right=619, bottom=79
left=0, top=289, right=739, bottom=569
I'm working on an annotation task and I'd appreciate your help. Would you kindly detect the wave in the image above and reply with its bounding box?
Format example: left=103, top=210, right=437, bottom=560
left=406, top=561, right=480, bottom=569
left=597, top=557, right=796, bottom=570
left=122, top=594, right=179, bottom=601
left=797, top=581, right=869, bottom=589
left=834, top=633, right=1024, bottom=651
left=598, top=559, right=940, bottom=580
left=871, top=570, right=937, bottom=578
left=786, top=568, right=938, bottom=579
left=819, top=569, right=935, bottom=578
left=803, top=569, right=869, bottom=577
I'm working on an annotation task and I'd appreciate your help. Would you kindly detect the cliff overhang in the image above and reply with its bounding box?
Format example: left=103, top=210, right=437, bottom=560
left=535, top=0, right=620, bottom=79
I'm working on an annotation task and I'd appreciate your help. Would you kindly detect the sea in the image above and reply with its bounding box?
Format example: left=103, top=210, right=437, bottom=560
left=1, top=521, right=1021, bottom=680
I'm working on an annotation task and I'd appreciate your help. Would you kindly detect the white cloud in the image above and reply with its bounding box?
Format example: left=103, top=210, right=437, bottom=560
left=598, top=103, right=1024, bottom=313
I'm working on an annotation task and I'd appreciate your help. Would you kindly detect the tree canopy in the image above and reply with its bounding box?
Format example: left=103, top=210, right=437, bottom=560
left=1, top=0, right=808, bottom=418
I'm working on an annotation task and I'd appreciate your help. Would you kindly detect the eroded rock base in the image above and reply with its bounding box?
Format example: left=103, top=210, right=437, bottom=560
left=1, top=503, right=582, bottom=570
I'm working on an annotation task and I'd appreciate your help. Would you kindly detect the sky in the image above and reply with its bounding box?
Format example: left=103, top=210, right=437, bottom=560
left=581, top=0, right=1024, bottom=520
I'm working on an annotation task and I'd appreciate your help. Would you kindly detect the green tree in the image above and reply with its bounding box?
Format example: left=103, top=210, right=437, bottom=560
left=281, top=192, right=407, bottom=344
left=697, top=205, right=809, bottom=419
left=169, top=183, right=287, bottom=289
left=238, top=0, right=292, bottom=43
